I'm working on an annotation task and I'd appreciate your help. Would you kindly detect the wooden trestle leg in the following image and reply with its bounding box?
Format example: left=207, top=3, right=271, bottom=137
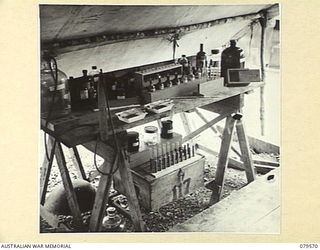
left=210, top=113, right=256, bottom=205
left=69, top=146, right=87, bottom=180
left=118, top=150, right=145, bottom=231
left=54, top=141, right=84, bottom=230
left=210, top=115, right=237, bottom=204
left=40, top=135, right=56, bottom=205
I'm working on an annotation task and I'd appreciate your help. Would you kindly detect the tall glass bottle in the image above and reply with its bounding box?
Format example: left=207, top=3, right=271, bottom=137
left=196, top=43, right=207, bottom=74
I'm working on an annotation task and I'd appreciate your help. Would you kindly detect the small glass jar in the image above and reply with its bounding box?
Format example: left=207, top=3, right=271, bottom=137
left=102, top=207, right=125, bottom=232
left=144, top=126, right=158, bottom=146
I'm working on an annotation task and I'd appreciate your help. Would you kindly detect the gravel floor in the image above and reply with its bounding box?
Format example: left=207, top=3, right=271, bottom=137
left=40, top=143, right=279, bottom=233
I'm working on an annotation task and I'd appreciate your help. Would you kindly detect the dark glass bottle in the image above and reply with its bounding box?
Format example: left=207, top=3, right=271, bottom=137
left=196, top=44, right=207, bottom=73
left=220, top=40, right=243, bottom=82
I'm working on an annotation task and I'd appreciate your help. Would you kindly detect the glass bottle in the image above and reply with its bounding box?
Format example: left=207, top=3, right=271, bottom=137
left=196, top=44, right=207, bottom=73
left=144, top=126, right=159, bottom=146
left=40, top=58, right=71, bottom=119
left=89, top=66, right=99, bottom=85
left=179, top=55, right=189, bottom=75
left=102, top=207, right=124, bottom=232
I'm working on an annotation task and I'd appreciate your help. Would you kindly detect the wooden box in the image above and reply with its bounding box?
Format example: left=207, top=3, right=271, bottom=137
left=114, top=154, right=205, bottom=211
left=134, top=63, right=182, bottom=89
left=226, top=68, right=261, bottom=87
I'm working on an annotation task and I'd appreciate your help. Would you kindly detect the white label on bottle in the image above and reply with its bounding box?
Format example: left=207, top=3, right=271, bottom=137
left=167, top=129, right=173, bottom=134
left=132, top=142, right=139, bottom=147
left=84, top=90, right=89, bottom=99
left=117, top=96, right=125, bottom=100
left=49, top=83, right=65, bottom=92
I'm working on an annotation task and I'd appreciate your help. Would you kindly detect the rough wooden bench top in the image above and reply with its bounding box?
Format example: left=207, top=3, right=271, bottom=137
left=170, top=169, right=280, bottom=233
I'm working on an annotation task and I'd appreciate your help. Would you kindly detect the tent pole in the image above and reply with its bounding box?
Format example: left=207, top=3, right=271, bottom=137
left=259, top=12, right=267, bottom=136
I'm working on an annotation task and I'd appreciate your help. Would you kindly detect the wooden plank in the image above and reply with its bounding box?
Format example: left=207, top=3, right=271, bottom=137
left=40, top=136, right=56, bottom=205
left=180, top=112, right=192, bottom=136
left=197, top=144, right=278, bottom=174
left=69, top=146, right=87, bottom=180
left=118, top=150, right=144, bottom=231
left=198, top=77, right=224, bottom=97
left=182, top=112, right=231, bottom=143
left=248, top=136, right=280, bottom=154
left=236, top=120, right=256, bottom=183
left=212, top=116, right=237, bottom=202
left=54, top=142, right=83, bottom=230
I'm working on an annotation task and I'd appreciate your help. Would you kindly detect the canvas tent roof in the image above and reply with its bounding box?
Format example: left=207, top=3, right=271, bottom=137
left=40, top=4, right=279, bottom=77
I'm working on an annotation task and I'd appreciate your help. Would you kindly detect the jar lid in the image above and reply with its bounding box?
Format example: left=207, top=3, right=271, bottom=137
left=144, top=126, right=158, bottom=133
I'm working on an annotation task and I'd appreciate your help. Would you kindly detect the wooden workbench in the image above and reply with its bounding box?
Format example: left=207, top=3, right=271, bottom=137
left=40, top=80, right=264, bottom=232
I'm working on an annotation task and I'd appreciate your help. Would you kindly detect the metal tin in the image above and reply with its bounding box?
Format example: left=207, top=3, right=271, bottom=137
left=161, top=120, right=173, bottom=139
left=127, top=131, right=139, bottom=152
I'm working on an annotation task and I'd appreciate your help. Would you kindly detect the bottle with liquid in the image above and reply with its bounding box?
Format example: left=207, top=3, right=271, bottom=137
left=179, top=55, right=189, bottom=75
left=196, top=44, right=207, bottom=73
left=102, top=207, right=125, bottom=232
